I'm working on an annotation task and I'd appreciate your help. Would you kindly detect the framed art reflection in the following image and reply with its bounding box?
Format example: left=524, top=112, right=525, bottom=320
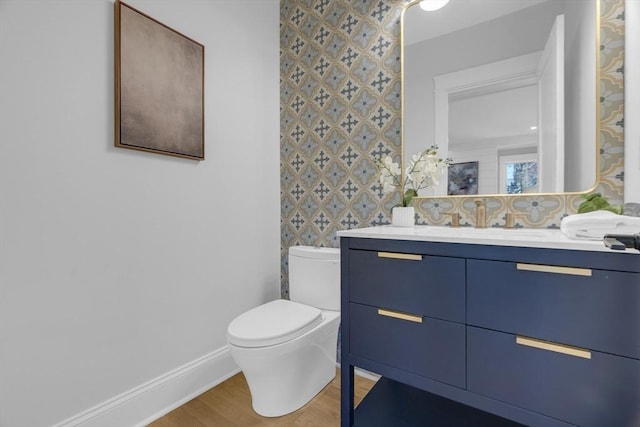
left=448, top=161, right=478, bottom=195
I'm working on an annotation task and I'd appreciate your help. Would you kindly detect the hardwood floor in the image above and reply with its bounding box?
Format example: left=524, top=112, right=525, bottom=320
left=149, top=369, right=376, bottom=427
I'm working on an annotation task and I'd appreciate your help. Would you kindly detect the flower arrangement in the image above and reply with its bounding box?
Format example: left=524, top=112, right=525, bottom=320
left=378, top=146, right=451, bottom=207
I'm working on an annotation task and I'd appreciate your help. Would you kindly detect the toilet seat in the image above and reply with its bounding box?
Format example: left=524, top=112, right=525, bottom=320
left=227, top=299, right=322, bottom=348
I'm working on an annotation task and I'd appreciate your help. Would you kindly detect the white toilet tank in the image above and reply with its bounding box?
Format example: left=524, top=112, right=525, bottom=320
left=288, top=246, right=340, bottom=311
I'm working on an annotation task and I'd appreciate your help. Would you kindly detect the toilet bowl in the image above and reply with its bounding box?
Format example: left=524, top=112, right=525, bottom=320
left=226, top=246, right=341, bottom=417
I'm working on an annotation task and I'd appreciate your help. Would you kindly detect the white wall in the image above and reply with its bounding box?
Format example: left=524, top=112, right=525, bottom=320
left=0, top=1, right=280, bottom=426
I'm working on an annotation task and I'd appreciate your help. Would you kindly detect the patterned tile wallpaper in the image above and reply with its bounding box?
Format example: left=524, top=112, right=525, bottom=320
left=280, top=0, right=625, bottom=295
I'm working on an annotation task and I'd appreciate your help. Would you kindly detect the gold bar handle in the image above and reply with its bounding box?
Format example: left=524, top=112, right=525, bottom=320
left=516, top=263, right=592, bottom=277
left=377, top=308, right=423, bottom=323
left=516, top=336, right=591, bottom=359
left=378, top=252, right=422, bottom=261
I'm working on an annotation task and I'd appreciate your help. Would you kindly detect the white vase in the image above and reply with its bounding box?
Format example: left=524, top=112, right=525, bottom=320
left=392, top=206, right=415, bottom=227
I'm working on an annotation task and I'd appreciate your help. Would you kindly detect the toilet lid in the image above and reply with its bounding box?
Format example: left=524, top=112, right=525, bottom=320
left=227, top=299, right=322, bottom=348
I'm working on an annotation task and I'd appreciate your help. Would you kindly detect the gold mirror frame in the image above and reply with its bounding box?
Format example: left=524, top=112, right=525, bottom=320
left=400, top=0, right=620, bottom=228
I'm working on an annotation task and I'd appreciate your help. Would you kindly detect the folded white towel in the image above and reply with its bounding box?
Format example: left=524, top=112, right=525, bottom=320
left=561, top=211, right=640, bottom=240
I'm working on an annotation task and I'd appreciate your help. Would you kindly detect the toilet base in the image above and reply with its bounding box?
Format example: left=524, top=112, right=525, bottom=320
left=229, top=310, right=340, bottom=417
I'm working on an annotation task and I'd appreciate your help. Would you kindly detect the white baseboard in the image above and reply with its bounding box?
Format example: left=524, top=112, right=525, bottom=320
left=52, top=346, right=239, bottom=427
left=336, top=363, right=381, bottom=382
left=354, top=367, right=381, bottom=382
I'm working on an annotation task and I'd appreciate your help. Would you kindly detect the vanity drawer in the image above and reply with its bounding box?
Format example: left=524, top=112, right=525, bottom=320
left=349, top=302, right=465, bottom=388
left=467, top=259, right=640, bottom=359
left=348, top=249, right=465, bottom=323
left=467, top=326, right=640, bottom=427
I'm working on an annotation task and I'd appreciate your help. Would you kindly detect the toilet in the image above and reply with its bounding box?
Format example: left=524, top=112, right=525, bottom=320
left=226, top=245, right=341, bottom=417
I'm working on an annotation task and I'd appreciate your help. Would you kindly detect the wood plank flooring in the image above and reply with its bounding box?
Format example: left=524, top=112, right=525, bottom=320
left=149, top=369, right=376, bottom=427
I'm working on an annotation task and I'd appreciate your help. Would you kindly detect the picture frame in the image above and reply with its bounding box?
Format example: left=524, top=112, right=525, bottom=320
left=448, top=161, right=479, bottom=195
left=114, top=1, right=205, bottom=160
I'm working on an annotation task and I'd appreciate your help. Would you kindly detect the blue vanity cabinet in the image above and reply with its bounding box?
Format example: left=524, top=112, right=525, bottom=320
left=467, top=259, right=640, bottom=359
left=466, top=258, right=640, bottom=426
left=347, top=248, right=466, bottom=388
left=340, top=235, right=640, bottom=427
left=349, top=303, right=466, bottom=388
left=467, top=326, right=640, bottom=427
left=348, top=249, right=465, bottom=323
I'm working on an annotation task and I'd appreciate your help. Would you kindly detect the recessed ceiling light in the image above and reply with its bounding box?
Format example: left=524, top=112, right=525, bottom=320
left=530, top=126, right=538, bottom=131
left=419, top=0, right=450, bottom=12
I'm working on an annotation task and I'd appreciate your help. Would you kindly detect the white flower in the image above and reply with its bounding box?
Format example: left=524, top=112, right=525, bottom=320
left=378, top=156, right=401, bottom=193
left=376, top=147, right=450, bottom=207
left=405, top=148, right=448, bottom=192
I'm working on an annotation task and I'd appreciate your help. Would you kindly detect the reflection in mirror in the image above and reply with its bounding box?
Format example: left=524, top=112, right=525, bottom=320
left=403, top=0, right=597, bottom=197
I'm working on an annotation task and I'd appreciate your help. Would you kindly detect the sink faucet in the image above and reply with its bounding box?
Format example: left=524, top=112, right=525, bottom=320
left=504, top=212, right=525, bottom=229
left=474, top=199, right=486, bottom=228
left=442, top=212, right=460, bottom=227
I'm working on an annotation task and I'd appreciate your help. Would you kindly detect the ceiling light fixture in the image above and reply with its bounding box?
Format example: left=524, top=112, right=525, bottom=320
left=419, top=0, right=450, bottom=12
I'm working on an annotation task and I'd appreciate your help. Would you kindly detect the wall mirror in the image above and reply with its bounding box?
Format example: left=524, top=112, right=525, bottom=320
left=403, top=0, right=598, bottom=198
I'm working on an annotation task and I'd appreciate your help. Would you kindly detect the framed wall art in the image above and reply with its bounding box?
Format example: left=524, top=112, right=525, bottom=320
left=448, top=161, right=478, bottom=195
left=115, top=0, right=205, bottom=160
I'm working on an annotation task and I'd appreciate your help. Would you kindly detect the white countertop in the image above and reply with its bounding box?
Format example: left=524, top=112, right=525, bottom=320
left=338, top=225, right=640, bottom=254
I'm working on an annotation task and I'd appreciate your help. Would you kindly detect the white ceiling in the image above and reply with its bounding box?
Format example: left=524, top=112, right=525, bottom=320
left=404, top=0, right=551, bottom=46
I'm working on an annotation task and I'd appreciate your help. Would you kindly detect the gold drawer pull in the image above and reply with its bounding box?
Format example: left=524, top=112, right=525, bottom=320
left=378, top=252, right=422, bottom=261
left=516, top=336, right=591, bottom=359
left=516, top=263, right=592, bottom=277
left=377, top=308, right=423, bottom=323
